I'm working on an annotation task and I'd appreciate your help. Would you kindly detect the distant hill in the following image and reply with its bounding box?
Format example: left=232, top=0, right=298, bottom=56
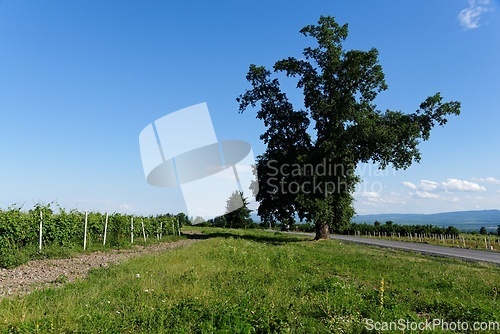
left=252, top=210, right=500, bottom=232
left=352, top=210, right=500, bottom=232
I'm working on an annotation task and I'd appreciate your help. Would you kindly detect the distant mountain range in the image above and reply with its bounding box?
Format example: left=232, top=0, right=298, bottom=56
left=352, top=210, right=500, bottom=232
left=251, top=210, right=500, bottom=232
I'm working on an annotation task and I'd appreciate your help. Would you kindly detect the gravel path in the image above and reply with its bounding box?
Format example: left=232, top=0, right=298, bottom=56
left=0, top=235, right=201, bottom=299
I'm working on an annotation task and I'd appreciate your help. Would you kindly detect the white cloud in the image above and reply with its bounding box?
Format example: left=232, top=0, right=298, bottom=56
left=440, top=178, right=486, bottom=192
left=357, top=191, right=383, bottom=204
left=412, top=191, right=441, bottom=199
left=359, top=191, right=381, bottom=198
left=419, top=180, right=438, bottom=191
left=402, top=181, right=417, bottom=190
left=119, top=204, right=134, bottom=212
left=458, top=0, right=494, bottom=30
left=402, top=180, right=437, bottom=192
left=358, top=178, right=500, bottom=214
left=356, top=191, right=406, bottom=207
left=403, top=178, right=486, bottom=197
left=471, top=177, right=500, bottom=185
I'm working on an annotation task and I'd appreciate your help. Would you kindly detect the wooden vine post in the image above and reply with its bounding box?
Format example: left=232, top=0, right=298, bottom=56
left=38, top=211, right=43, bottom=252
left=83, top=211, right=88, bottom=251
left=103, top=212, right=109, bottom=246
left=131, top=217, right=134, bottom=244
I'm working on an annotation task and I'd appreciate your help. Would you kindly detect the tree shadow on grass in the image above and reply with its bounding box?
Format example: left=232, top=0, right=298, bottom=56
left=183, top=230, right=309, bottom=245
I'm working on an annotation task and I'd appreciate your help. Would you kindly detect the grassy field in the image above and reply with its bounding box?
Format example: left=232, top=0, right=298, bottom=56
left=1, top=228, right=499, bottom=333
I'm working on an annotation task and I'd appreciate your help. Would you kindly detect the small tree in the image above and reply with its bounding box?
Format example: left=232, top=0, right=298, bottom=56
left=176, top=213, right=190, bottom=227
left=479, top=226, right=487, bottom=235
left=497, top=225, right=500, bottom=236
left=213, top=216, right=227, bottom=228
left=384, top=220, right=394, bottom=233
left=192, top=216, right=206, bottom=225
left=224, top=191, right=253, bottom=228
left=445, top=226, right=460, bottom=237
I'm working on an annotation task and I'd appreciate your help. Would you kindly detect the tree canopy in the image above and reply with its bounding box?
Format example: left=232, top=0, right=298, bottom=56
left=238, top=16, right=461, bottom=239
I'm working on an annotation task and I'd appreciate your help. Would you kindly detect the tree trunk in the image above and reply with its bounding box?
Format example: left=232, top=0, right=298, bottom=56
left=315, top=222, right=330, bottom=240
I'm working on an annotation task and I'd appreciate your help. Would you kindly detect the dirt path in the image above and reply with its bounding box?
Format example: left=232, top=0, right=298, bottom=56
left=0, top=234, right=202, bottom=299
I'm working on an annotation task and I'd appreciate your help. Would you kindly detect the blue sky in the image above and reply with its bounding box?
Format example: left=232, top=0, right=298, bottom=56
left=0, top=0, right=498, bottom=216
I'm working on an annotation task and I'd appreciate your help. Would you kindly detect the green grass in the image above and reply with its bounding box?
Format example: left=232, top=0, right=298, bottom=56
left=1, top=228, right=498, bottom=333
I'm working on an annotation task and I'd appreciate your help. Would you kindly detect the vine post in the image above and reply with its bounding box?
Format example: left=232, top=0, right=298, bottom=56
left=103, top=212, right=108, bottom=246
left=38, top=211, right=43, bottom=252
left=83, top=211, right=88, bottom=250
left=131, top=217, right=134, bottom=244
left=141, top=219, right=146, bottom=243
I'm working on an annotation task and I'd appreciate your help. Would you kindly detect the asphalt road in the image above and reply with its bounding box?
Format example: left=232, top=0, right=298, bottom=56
left=288, top=232, right=500, bottom=265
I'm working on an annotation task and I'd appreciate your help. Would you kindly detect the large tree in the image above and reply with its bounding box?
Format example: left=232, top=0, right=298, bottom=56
left=237, top=16, right=461, bottom=240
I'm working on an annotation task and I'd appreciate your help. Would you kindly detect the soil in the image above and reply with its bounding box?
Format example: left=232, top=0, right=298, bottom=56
left=0, top=233, right=202, bottom=299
